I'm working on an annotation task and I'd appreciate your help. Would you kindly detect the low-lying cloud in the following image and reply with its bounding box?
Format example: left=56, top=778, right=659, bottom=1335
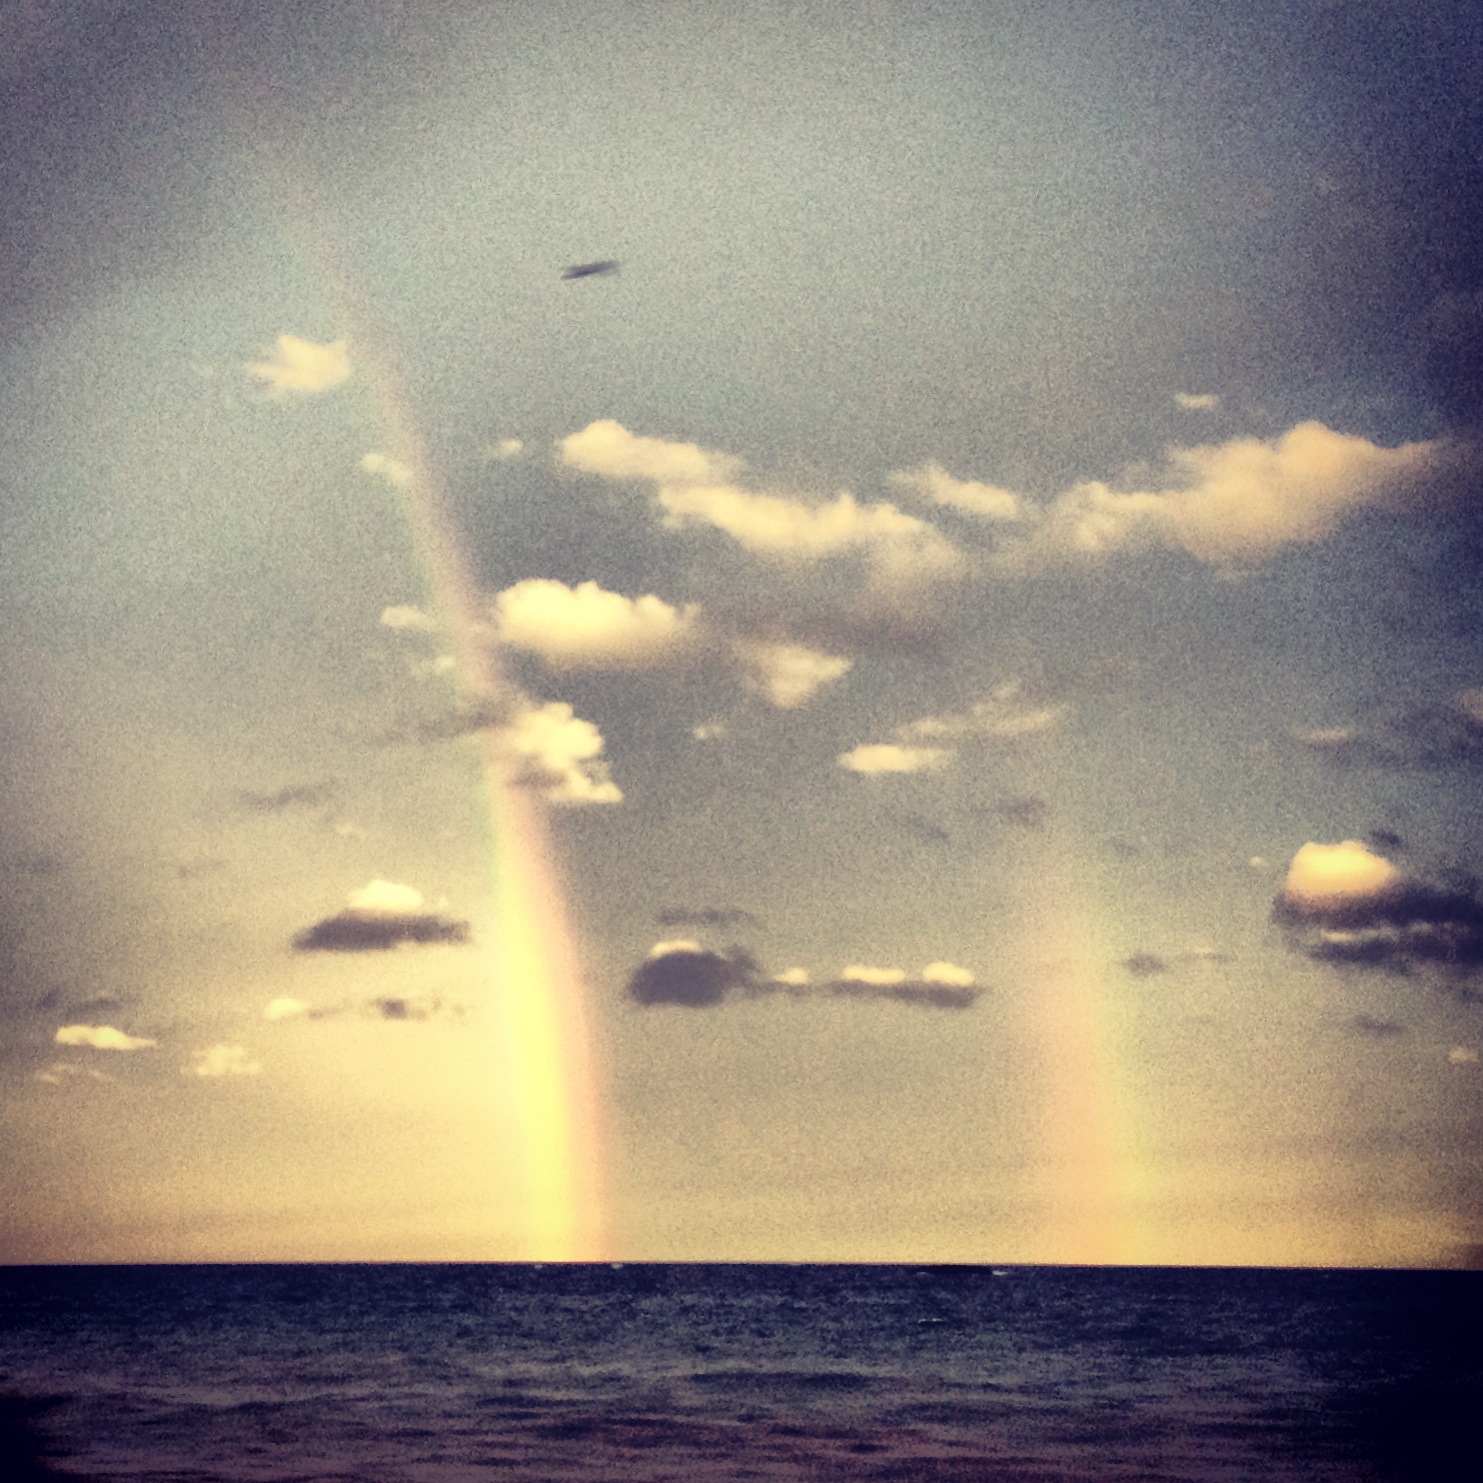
left=626, top=945, right=980, bottom=1010
left=293, top=879, right=470, bottom=952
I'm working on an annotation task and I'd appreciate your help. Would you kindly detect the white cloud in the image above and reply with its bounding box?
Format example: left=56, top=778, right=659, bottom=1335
left=923, top=961, right=976, bottom=987
left=732, top=639, right=851, bottom=708
left=692, top=720, right=727, bottom=741
left=841, top=684, right=1066, bottom=774
left=649, top=938, right=702, bottom=958
left=190, top=1044, right=263, bottom=1078
left=773, top=967, right=810, bottom=985
left=495, top=579, right=701, bottom=670
left=891, top=461, right=1021, bottom=520
left=1450, top=1046, right=1479, bottom=1065
left=361, top=451, right=412, bottom=487
left=496, top=700, right=623, bottom=805
left=1174, top=392, right=1220, bottom=410
left=489, top=438, right=525, bottom=461
left=840, top=965, right=907, bottom=986
left=838, top=743, right=952, bottom=774
left=54, top=1024, right=156, bottom=1051
left=1279, top=840, right=1401, bottom=911
left=346, top=879, right=426, bottom=916
left=560, top=420, right=961, bottom=582
left=35, top=1062, right=108, bottom=1085
left=560, top=419, right=737, bottom=485
left=380, top=604, right=437, bottom=632
left=264, top=996, right=310, bottom=1021
left=246, top=335, right=350, bottom=395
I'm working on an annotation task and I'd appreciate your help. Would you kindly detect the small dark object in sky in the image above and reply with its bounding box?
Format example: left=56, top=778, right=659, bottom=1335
left=561, top=259, right=620, bottom=280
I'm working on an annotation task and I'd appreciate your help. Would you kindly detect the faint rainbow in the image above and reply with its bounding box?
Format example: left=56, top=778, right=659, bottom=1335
left=237, top=110, right=608, bottom=1259
left=1009, top=810, right=1150, bottom=1265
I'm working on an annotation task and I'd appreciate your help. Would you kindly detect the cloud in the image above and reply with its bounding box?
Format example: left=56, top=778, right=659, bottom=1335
left=625, top=948, right=980, bottom=1010
left=237, top=782, right=332, bottom=814
left=190, top=1044, right=262, bottom=1078
left=1273, top=840, right=1483, bottom=980
left=361, top=451, right=412, bottom=487
left=1294, top=691, right=1483, bottom=770
left=495, top=579, right=701, bottom=671
left=35, top=1062, right=108, bottom=1085
left=1121, top=953, right=1171, bottom=978
left=731, top=638, right=851, bottom=707
left=54, top=1024, right=155, bottom=1051
left=991, top=796, right=1050, bottom=830
left=293, top=879, right=471, bottom=952
left=380, top=604, right=438, bottom=633
left=246, top=335, right=350, bottom=395
left=840, top=684, right=1066, bottom=775
left=371, top=996, right=438, bottom=1021
left=657, top=907, right=761, bottom=930
left=891, top=461, right=1021, bottom=520
left=910, top=421, right=1453, bottom=569
left=264, top=996, right=310, bottom=1021
left=488, top=438, right=525, bottom=461
left=559, top=420, right=961, bottom=582
left=839, top=743, right=952, bottom=775
left=1174, top=392, right=1221, bottom=411
left=496, top=700, right=624, bottom=805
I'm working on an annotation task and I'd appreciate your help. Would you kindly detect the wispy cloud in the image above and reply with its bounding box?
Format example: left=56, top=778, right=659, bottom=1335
left=840, top=683, right=1066, bottom=774
left=189, top=1044, right=262, bottom=1078
left=360, top=451, right=412, bottom=487
left=54, top=1025, right=155, bottom=1051
left=731, top=638, right=851, bottom=708
left=1174, top=392, right=1220, bottom=411
left=890, top=461, right=1022, bottom=520
left=293, top=879, right=471, bottom=952
left=560, top=420, right=961, bottom=582
left=237, top=782, right=333, bottom=814
left=246, top=335, right=350, bottom=395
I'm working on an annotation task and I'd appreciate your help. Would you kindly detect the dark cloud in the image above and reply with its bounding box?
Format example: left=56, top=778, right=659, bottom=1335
left=1274, top=874, right=1483, bottom=983
left=1297, top=701, right=1483, bottom=771
left=625, top=949, right=980, bottom=1011
left=372, top=997, right=436, bottom=1021
left=656, top=906, right=761, bottom=930
left=238, top=782, right=334, bottom=813
left=1349, top=1014, right=1406, bottom=1038
left=991, top=796, right=1049, bottom=831
left=821, top=979, right=978, bottom=1011
left=293, top=911, right=470, bottom=953
left=895, top=811, right=951, bottom=845
left=1121, top=953, right=1170, bottom=978
left=626, top=948, right=758, bottom=1007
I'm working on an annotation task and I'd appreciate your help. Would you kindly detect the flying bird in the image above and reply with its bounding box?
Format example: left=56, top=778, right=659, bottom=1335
left=561, top=259, right=620, bottom=281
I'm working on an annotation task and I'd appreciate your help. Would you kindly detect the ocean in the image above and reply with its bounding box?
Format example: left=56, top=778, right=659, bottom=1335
left=1, top=1264, right=1476, bottom=1481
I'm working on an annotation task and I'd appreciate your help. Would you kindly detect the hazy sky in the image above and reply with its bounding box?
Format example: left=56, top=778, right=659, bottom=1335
left=4, top=0, right=1483, bottom=1266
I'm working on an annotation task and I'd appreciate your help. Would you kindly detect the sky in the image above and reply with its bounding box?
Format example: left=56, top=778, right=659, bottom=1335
left=3, top=0, right=1483, bottom=1267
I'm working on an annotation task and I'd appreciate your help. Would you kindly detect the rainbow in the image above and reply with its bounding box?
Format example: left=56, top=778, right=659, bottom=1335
left=241, top=111, right=608, bottom=1259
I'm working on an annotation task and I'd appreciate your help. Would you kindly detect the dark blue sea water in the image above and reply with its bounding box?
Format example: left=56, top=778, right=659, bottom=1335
left=1, top=1264, right=1476, bottom=1481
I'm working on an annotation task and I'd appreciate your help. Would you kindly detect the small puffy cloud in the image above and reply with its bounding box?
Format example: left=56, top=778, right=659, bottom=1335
left=891, top=461, right=1021, bottom=520
left=841, top=684, right=1066, bottom=775
left=839, top=743, right=952, bottom=774
left=692, top=721, right=727, bottom=741
left=294, top=879, right=470, bottom=952
left=840, top=964, right=908, bottom=986
left=560, top=420, right=960, bottom=582
left=1273, top=840, right=1483, bottom=979
left=560, top=419, right=737, bottom=486
left=54, top=1024, right=155, bottom=1051
left=497, top=700, right=623, bottom=805
left=495, top=579, right=701, bottom=670
left=732, top=639, right=851, bottom=708
left=190, top=1044, right=262, bottom=1078
left=922, top=961, right=976, bottom=987
left=361, top=451, right=412, bottom=487
left=1174, top=392, right=1221, bottom=410
left=489, top=438, right=525, bottom=461
left=247, top=335, right=350, bottom=395
left=264, top=996, right=309, bottom=1021
left=774, top=967, right=810, bottom=985
left=381, top=604, right=437, bottom=633
left=1279, top=841, right=1403, bottom=913
left=1450, top=1046, right=1479, bottom=1065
